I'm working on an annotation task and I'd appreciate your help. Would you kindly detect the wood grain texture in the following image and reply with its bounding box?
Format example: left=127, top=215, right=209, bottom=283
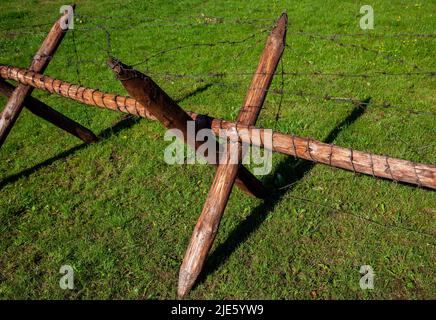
left=1, top=66, right=434, bottom=189
left=107, top=57, right=267, bottom=199
left=177, top=13, right=288, bottom=298
left=0, top=5, right=74, bottom=147
left=0, top=79, right=97, bottom=143
left=237, top=13, right=287, bottom=125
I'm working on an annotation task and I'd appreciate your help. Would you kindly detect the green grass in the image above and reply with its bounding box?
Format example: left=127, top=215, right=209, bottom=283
left=0, top=0, right=435, bottom=299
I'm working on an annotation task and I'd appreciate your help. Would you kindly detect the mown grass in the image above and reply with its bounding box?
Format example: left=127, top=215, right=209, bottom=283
left=0, top=0, right=435, bottom=299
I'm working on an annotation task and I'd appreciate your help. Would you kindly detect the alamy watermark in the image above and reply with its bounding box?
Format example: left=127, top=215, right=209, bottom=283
left=60, top=5, right=74, bottom=30
left=59, top=264, right=74, bottom=290
left=359, top=265, right=374, bottom=290
left=163, top=121, right=273, bottom=175
left=359, top=5, right=374, bottom=30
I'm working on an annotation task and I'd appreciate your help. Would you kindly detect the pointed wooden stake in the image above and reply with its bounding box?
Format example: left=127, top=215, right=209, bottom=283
left=0, top=4, right=75, bottom=147
left=177, top=13, right=288, bottom=298
left=107, top=58, right=267, bottom=199
left=0, top=79, right=97, bottom=143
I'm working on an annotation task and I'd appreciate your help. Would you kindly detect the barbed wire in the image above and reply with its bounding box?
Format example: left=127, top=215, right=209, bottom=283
left=0, top=12, right=434, bottom=134
left=145, top=76, right=436, bottom=118
left=288, top=30, right=436, bottom=39
left=286, top=194, right=436, bottom=243
left=142, top=70, right=436, bottom=79
left=2, top=13, right=436, bottom=37
left=130, top=29, right=269, bottom=67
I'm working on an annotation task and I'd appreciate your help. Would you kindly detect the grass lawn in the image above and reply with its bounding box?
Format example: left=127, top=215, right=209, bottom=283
left=0, top=0, right=435, bottom=299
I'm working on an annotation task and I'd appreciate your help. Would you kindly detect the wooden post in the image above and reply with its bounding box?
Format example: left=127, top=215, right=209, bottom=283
left=107, top=57, right=267, bottom=199
left=177, top=13, right=288, bottom=297
left=2, top=65, right=435, bottom=189
left=0, top=5, right=74, bottom=147
left=0, top=79, right=97, bottom=143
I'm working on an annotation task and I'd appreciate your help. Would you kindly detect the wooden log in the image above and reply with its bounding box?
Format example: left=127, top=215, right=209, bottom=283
left=0, top=5, right=74, bottom=147
left=0, top=79, right=97, bottom=143
left=1, top=65, right=435, bottom=189
left=237, top=13, right=287, bottom=125
left=107, top=57, right=267, bottom=199
left=195, top=114, right=436, bottom=190
left=177, top=13, right=288, bottom=298
left=0, top=65, right=156, bottom=119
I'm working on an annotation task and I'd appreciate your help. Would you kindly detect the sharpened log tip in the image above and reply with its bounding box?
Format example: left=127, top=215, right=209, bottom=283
left=107, top=57, right=130, bottom=76
left=177, top=269, right=195, bottom=299
left=107, top=57, right=145, bottom=82
left=276, top=12, right=288, bottom=29
left=107, top=57, right=124, bottom=71
left=269, top=12, right=287, bottom=49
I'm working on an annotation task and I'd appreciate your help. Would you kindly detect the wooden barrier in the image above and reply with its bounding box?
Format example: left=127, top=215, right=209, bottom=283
left=1, top=10, right=434, bottom=299
left=0, top=4, right=96, bottom=147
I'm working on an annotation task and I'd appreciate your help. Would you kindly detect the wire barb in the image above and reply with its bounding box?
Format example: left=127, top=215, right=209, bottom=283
left=350, top=148, right=356, bottom=173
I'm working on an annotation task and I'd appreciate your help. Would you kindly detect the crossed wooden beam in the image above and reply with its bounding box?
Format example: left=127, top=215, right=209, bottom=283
left=107, top=13, right=288, bottom=297
left=0, top=5, right=97, bottom=147
left=178, top=14, right=288, bottom=297
left=2, top=8, right=435, bottom=298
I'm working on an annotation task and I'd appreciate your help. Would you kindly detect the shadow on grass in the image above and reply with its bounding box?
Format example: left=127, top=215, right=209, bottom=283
left=0, top=83, right=214, bottom=190
left=195, top=98, right=371, bottom=288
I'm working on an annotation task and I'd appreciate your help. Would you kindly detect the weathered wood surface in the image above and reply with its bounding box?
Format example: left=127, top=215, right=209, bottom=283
left=0, top=5, right=74, bottom=147
left=177, top=13, right=288, bottom=298
left=107, top=57, right=267, bottom=199
left=195, top=114, right=436, bottom=190
left=1, top=65, right=435, bottom=189
left=0, top=79, right=97, bottom=143
left=237, top=13, right=287, bottom=125
left=0, top=65, right=156, bottom=119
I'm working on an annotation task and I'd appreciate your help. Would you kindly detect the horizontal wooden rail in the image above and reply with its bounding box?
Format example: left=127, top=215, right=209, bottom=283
left=0, top=79, right=97, bottom=143
left=1, top=65, right=435, bottom=189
